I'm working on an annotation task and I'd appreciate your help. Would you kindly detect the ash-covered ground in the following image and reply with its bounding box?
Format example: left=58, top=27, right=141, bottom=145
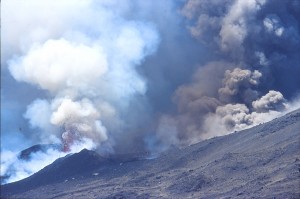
left=1, top=109, right=300, bottom=199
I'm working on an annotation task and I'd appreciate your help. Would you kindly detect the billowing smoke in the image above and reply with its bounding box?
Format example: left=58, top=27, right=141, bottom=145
left=3, top=0, right=159, bottom=149
left=152, top=0, right=300, bottom=145
left=218, top=68, right=262, bottom=104
left=2, top=0, right=160, bottom=183
left=1, top=0, right=300, bottom=184
left=252, top=90, right=287, bottom=112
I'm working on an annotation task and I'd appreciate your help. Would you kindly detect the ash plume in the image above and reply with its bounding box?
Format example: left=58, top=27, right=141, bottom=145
left=1, top=0, right=300, bottom=183
left=252, top=90, right=287, bottom=112
left=152, top=0, right=300, bottom=146
left=218, top=68, right=262, bottom=104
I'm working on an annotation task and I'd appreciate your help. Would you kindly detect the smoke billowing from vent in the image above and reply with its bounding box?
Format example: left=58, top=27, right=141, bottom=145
left=3, top=0, right=159, bottom=152
left=151, top=0, right=300, bottom=145
left=1, top=0, right=300, bottom=183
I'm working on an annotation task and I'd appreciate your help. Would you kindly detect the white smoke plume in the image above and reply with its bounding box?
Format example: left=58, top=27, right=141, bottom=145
left=9, top=39, right=108, bottom=93
left=3, top=0, right=159, bottom=151
left=2, top=0, right=160, bottom=183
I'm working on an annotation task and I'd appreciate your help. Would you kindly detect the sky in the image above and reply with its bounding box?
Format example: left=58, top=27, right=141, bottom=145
left=1, top=0, right=300, bottom=183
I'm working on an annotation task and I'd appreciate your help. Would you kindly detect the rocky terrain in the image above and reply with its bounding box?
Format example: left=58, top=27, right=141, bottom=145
left=1, top=109, right=300, bottom=199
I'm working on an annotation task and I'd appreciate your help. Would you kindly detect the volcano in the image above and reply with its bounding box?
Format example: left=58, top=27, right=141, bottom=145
left=18, top=144, right=63, bottom=160
left=1, top=109, right=300, bottom=199
left=0, top=144, right=62, bottom=184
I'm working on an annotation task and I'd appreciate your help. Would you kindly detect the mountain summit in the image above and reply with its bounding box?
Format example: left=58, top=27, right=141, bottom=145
left=2, top=109, right=300, bottom=198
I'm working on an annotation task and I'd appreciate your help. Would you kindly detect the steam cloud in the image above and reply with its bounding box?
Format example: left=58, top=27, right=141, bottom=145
left=1, top=0, right=300, bottom=183
left=3, top=0, right=159, bottom=150
left=2, top=0, right=160, bottom=183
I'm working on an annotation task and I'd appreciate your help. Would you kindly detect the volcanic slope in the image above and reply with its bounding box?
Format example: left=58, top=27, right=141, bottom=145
left=1, top=109, right=300, bottom=199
